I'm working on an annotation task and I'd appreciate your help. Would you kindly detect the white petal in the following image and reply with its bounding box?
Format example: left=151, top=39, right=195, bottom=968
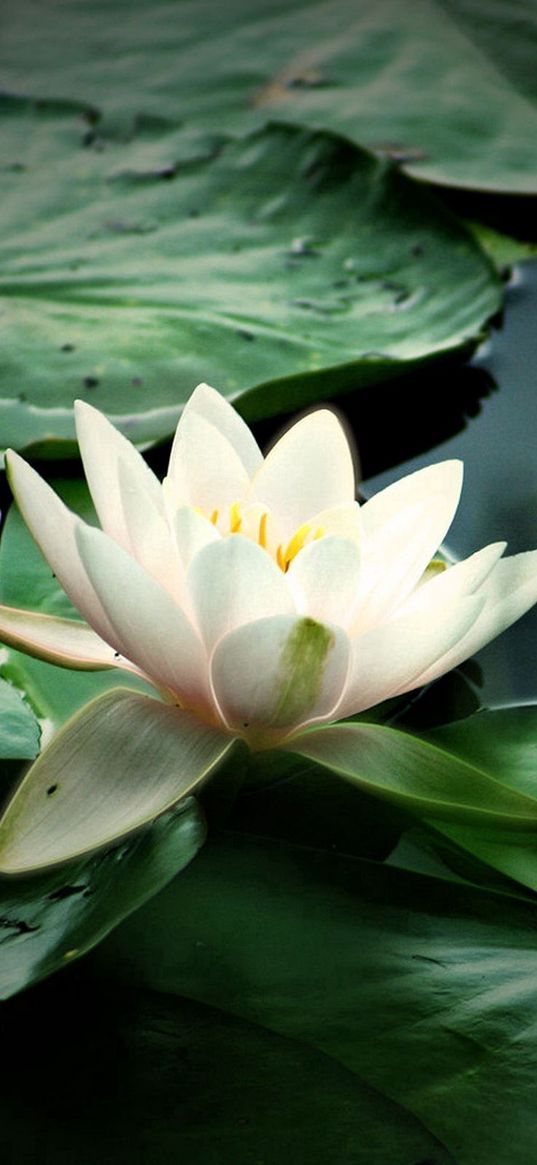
left=75, top=400, right=163, bottom=551
left=117, top=458, right=179, bottom=596
left=286, top=537, right=361, bottom=628
left=412, top=551, right=537, bottom=687
left=250, top=410, right=356, bottom=540
left=170, top=503, right=221, bottom=571
left=400, top=542, right=506, bottom=616
left=187, top=535, right=295, bottom=652
left=6, top=451, right=117, bottom=645
left=0, top=606, right=135, bottom=671
left=179, top=383, right=262, bottom=477
left=75, top=524, right=213, bottom=714
left=211, top=614, right=350, bottom=738
left=355, top=461, right=464, bottom=627
left=167, top=411, right=251, bottom=514
left=335, top=594, right=483, bottom=718
left=360, top=461, right=463, bottom=539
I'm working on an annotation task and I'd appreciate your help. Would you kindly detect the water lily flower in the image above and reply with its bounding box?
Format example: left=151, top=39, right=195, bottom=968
left=2, top=382, right=537, bottom=872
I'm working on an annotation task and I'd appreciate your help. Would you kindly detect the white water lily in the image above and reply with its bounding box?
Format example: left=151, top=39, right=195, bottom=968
left=3, top=381, right=537, bottom=747
left=2, top=382, right=537, bottom=872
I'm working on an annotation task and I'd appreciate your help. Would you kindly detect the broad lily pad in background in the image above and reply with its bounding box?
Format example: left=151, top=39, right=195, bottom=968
left=0, top=795, right=205, bottom=998
left=1, top=0, right=537, bottom=193
left=93, top=829, right=537, bottom=1165
left=0, top=108, right=500, bottom=455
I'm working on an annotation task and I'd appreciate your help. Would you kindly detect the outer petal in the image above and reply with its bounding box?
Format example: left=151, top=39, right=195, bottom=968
left=0, top=607, right=132, bottom=671
left=355, top=461, right=464, bottom=627
left=250, top=410, right=356, bottom=540
left=211, top=614, right=350, bottom=739
left=75, top=524, right=212, bottom=714
left=400, top=542, right=506, bottom=615
left=6, top=451, right=117, bottom=646
left=411, top=551, right=537, bottom=687
left=75, top=400, right=163, bottom=551
left=334, top=594, right=483, bottom=719
left=178, top=383, right=262, bottom=477
left=187, top=535, right=295, bottom=652
left=286, top=537, right=361, bottom=628
left=167, top=411, right=251, bottom=515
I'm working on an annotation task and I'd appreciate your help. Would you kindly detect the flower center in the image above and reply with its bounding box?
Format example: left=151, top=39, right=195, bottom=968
left=209, top=503, right=324, bottom=571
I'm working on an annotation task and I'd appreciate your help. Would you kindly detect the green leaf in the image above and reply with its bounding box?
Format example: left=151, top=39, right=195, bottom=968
left=1, top=0, right=537, bottom=192
left=0, top=109, right=500, bottom=453
left=0, top=795, right=205, bottom=998
left=0, top=676, right=40, bottom=759
left=288, top=719, right=537, bottom=827
left=93, top=830, right=537, bottom=1165
left=0, top=983, right=455, bottom=1164
left=0, top=688, right=234, bottom=872
left=419, top=706, right=537, bottom=893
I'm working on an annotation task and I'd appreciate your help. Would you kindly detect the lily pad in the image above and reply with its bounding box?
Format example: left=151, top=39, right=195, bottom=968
left=0, top=982, right=455, bottom=1164
left=0, top=794, right=205, bottom=998
left=0, top=676, right=40, bottom=759
left=0, top=107, right=500, bottom=454
left=1, top=0, right=537, bottom=192
left=93, top=827, right=537, bottom=1165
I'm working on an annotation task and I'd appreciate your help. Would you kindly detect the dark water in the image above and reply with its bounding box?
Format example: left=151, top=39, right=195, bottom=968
left=363, top=260, right=537, bottom=707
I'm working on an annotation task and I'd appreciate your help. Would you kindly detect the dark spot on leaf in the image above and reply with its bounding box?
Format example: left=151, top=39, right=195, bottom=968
left=131, top=377, right=143, bottom=387
left=236, top=329, right=255, bottom=342
left=46, top=784, right=59, bottom=797
left=286, top=70, right=329, bottom=89
left=0, top=916, right=40, bottom=937
left=17, top=392, right=27, bottom=402
left=411, top=243, right=425, bottom=257
left=61, top=343, right=75, bottom=352
left=83, top=376, right=99, bottom=390
left=188, top=208, right=200, bottom=218
left=47, top=885, right=86, bottom=902
left=158, top=166, right=177, bottom=181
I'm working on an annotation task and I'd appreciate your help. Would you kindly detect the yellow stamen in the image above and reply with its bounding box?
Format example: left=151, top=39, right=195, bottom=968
left=258, top=511, right=268, bottom=549
left=283, top=521, right=313, bottom=568
left=210, top=509, right=219, bottom=526
left=276, top=544, right=286, bottom=571
left=229, top=501, right=242, bottom=534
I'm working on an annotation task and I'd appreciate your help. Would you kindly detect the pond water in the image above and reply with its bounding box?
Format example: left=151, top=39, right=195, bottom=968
left=363, top=259, right=537, bottom=707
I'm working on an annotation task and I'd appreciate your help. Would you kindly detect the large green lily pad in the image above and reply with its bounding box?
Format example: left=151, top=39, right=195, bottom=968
left=93, top=828, right=537, bottom=1165
left=0, top=105, right=500, bottom=455
left=1, top=0, right=537, bottom=192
